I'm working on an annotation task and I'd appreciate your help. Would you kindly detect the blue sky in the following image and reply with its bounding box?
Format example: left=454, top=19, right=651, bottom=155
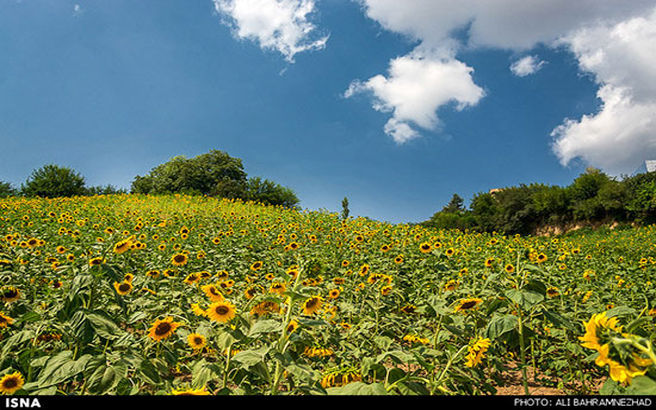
left=1, top=0, right=655, bottom=223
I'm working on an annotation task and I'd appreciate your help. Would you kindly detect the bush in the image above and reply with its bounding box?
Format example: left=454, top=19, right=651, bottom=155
left=131, top=150, right=247, bottom=196
left=21, top=165, right=86, bottom=198
left=0, top=181, right=16, bottom=198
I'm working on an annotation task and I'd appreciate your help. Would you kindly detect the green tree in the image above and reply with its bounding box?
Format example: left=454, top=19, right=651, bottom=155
left=131, top=150, right=247, bottom=196
left=21, top=165, right=87, bottom=198
left=341, top=197, right=350, bottom=220
left=0, top=181, right=16, bottom=198
left=86, top=184, right=127, bottom=196
left=442, top=193, right=465, bottom=213
left=245, top=177, right=300, bottom=209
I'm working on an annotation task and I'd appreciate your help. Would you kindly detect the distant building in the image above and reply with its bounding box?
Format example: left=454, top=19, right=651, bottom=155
left=646, top=160, right=656, bottom=173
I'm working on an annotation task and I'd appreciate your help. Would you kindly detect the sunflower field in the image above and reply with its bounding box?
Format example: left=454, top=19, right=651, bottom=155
left=1, top=194, right=655, bottom=396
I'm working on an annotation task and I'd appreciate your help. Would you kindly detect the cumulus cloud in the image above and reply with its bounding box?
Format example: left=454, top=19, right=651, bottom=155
left=552, top=86, right=656, bottom=175
left=510, top=55, right=546, bottom=77
left=213, top=0, right=328, bottom=62
left=348, top=0, right=656, bottom=166
left=345, top=51, right=484, bottom=143
left=552, top=8, right=656, bottom=175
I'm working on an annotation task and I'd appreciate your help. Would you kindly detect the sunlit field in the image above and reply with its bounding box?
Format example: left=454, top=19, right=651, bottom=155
left=1, top=194, right=655, bottom=395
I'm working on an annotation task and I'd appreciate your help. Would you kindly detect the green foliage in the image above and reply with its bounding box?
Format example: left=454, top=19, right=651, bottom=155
left=0, top=181, right=16, bottom=198
left=21, top=164, right=86, bottom=198
left=130, top=150, right=299, bottom=208
left=86, top=185, right=128, bottom=196
left=341, top=197, right=350, bottom=220
left=130, top=150, right=247, bottom=196
left=425, top=168, right=656, bottom=234
left=245, top=177, right=300, bottom=209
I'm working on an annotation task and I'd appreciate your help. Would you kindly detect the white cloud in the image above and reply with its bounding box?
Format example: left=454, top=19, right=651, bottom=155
left=510, top=55, right=546, bottom=77
left=552, top=8, right=656, bottom=175
left=348, top=0, right=656, bottom=165
left=552, top=86, right=656, bottom=175
left=345, top=51, right=484, bottom=143
left=213, top=0, right=328, bottom=62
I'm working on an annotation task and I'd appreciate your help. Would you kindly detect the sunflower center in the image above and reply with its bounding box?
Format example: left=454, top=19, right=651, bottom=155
left=3, top=378, right=17, bottom=388
left=155, top=322, right=172, bottom=335
left=215, top=306, right=230, bottom=315
left=194, top=337, right=203, bottom=345
left=3, top=290, right=18, bottom=298
left=119, top=284, right=131, bottom=292
left=306, top=298, right=318, bottom=308
left=174, top=255, right=185, bottom=262
left=461, top=301, right=477, bottom=309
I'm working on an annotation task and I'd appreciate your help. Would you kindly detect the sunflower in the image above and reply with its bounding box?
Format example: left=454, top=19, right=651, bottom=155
left=579, top=312, right=622, bottom=351
left=250, top=261, right=263, bottom=271
left=191, top=303, right=208, bottom=317
left=201, top=284, right=224, bottom=302
left=504, top=263, right=515, bottom=273
left=302, top=296, right=323, bottom=316
left=0, top=312, right=14, bottom=328
left=286, top=319, right=299, bottom=334
left=113, top=281, right=133, bottom=296
left=419, top=242, right=432, bottom=253
left=250, top=301, right=280, bottom=316
left=88, top=257, right=105, bottom=266
left=181, top=273, right=199, bottom=286
left=536, top=253, right=548, bottom=263
left=206, top=301, right=236, bottom=323
left=148, top=317, right=182, bottom=342
left=113, top=237, right=133, bottom=254
left=380, top=285, right=393, bottom=296
left=465, top=338, right=491, bottom=368
left=171, top=253, right=188, bottom=266
left=546, top=287, right=560, bottom=298
left=187, top=333, right=207, bottom=350
left=328, top=288, right=341, bottom=299
left=394, top=255, right=404, bottom=264
left=170, top=386, right=211, bottom=395
left=1, top=287, right=20, bottom=303
left=484, top=258, right=495, bottom=268
left=443, top=279, right=458, bottom=292
left=454, top=298, right=483, bottom=313
left=269, top=282, right=286, bottom=296
left=0, top=372, right=24, bottom=395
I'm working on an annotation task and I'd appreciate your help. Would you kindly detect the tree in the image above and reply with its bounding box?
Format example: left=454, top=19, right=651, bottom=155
left=442, top=193, right=465, bottom=213
left=245, top=177, right=300, bottom=209
left=131, top=150, right=247, bottom=196
left=21, top=165, right=86, bottom=198
left=86, top=184, right=127, bottom=196
left=341, top=197, right=350, bottom=220
left=0, top=181, right=16, bottom=198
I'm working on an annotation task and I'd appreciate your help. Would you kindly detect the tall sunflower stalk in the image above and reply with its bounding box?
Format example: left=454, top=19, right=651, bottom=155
left=270, top=258, right=304, bottom=395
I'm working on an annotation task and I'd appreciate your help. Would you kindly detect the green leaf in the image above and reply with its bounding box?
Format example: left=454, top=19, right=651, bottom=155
left=85, top=356, right=127, bottom=394
left=486, top=314, right=518, bottom=339
left=33, top=351, right=92, bottom=389
left=505, top=289, right=544, bottom=309
left=285, top=363, right=319, bottom=383
left=138, top=358, right=162, bottom=385
left=605, top=306, right=636, bottom=318
left=626, top=376, right=656, bottom=395
left=247, top=319, right=281, bottom=337
left=599, top=379, right=622, bottom=395
left=232, top=347, right=269, bottom=368
left=87, top=311, right=122, bottom=340
left=327, top=382, right=387, bottom=395
left=541, top=309, right=576, bottom=331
